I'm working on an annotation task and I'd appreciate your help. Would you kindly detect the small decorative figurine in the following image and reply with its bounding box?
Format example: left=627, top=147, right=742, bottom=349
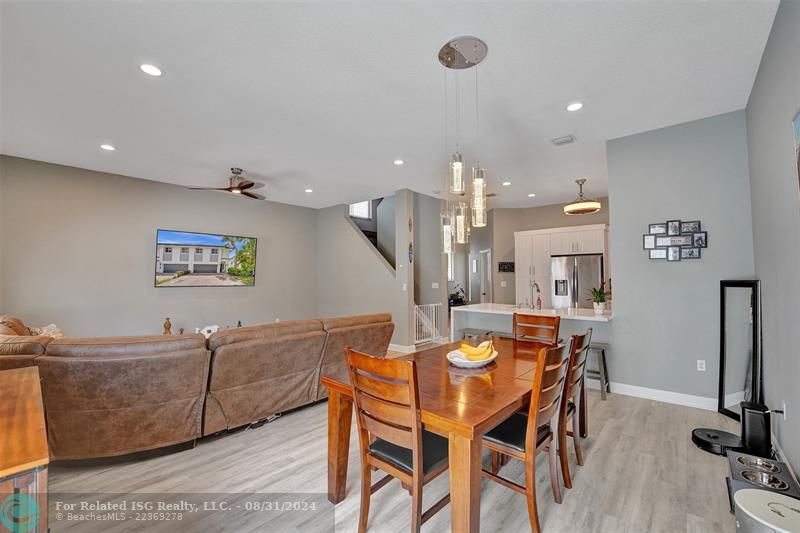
left=237, top=320, right=242, bottom=328
left=163, top=317, right=172, bottom=335
left=179, top=328, right=184, bottom=335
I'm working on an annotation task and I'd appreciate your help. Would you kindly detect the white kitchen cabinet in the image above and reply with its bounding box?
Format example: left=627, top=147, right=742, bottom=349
left=514, top=224, right=608, bottom=308
left=549, top=232, right=574, bottom=255
left=574, top=229, right=605, bottom=254
left=531, top=234, right=551, bottom=308
left=514, top=233, right=533, bottom=306
left=548, top=228, right=605, bottom=255
left=513, top=233, right=551, bottom=308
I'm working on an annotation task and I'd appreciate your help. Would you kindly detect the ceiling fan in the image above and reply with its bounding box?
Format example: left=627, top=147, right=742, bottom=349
left=188, top=168, right=265, bottom=200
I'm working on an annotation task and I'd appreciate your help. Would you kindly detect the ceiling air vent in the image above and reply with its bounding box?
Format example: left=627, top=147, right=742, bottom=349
left=551, top=135, right=577, bottom=146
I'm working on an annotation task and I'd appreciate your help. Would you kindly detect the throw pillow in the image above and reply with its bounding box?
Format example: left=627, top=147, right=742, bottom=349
left=29, top=324, right=65, bottom=339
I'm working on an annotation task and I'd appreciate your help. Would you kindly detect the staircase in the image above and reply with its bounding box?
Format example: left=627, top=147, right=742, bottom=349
left=349, top=196, right=395, bottom=268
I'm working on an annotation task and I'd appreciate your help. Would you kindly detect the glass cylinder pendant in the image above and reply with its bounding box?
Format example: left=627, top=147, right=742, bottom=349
left=441, top=214, right=453, bottom=254
left=449, top=153, right=464, bottom=194
left=471, top=166, right=487, bottom=227
left=453, top=202, right=469, bottom=244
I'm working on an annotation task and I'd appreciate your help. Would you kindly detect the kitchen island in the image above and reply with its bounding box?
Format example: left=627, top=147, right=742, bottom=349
left=450, top=303, right=612, bottom=342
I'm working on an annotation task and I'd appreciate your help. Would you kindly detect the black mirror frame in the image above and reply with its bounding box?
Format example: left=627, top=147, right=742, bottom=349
left=719, top=279, right=762, bottom=421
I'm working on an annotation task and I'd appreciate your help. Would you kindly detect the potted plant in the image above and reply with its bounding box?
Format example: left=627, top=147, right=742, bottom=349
left=588, top=285, right=610, bottom=314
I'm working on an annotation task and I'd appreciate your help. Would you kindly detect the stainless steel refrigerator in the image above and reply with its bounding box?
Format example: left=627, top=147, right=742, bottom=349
left=550, top=254, right=604, bottom=310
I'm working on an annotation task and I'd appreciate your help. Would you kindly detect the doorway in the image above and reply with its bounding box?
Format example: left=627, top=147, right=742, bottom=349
left=479, top=249, right=493, bottom=303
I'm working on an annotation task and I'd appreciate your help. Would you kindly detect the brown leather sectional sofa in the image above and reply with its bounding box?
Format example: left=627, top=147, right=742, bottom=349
left=0, top=313, right=394, bottom=460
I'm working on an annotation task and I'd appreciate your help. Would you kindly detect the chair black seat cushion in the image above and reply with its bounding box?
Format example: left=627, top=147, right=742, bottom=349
left=369, top=430, right=449, bottom=474
left=483, top=412, right=550, bottom=452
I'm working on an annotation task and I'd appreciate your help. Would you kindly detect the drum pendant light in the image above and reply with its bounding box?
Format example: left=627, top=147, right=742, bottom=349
left=564, top=178, right=601, bottom=215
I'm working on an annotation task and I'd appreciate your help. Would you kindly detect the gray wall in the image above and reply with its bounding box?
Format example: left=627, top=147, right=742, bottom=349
left=607, top=111, right=754, bottom=398
left=0, top=156, right=319, bottom=335
left=316, top=202, right=411, bottom=346
left=467, top=210, right=493, bottom=303
left=491, top=199, right=610, bottom=304
left=449, top=246, right=468, bottom=298
left=745, top=0, right=800, bottom=470
left=413, top=192, right=446, bottom=306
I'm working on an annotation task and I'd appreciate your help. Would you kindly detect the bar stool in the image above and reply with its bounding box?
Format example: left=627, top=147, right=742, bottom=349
left=586, top=343, right=610, bottom=400
left=461, top=328, right=492, bottom=340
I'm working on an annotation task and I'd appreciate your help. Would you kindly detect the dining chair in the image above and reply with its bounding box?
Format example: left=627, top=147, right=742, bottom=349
left=481, top=344, right=571, bottom=533
left=558, top=329, right=593, bottom=489
left=512, top=313, right=561, bottom=348
left=345, top=346, right=450, bottom=533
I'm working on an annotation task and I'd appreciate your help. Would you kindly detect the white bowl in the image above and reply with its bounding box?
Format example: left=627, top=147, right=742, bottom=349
left=447, top=349, right=499, bottom=368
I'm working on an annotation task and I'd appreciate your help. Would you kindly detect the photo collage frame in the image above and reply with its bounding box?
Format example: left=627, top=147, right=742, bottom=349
left=643, top=220, right=707, bottom=261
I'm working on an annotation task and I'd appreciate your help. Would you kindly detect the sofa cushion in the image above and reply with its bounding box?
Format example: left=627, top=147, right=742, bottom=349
left=0, top=335, right=52, bottom=355
left=321, top=313, right=392, bottom=331
left=204, top=330, right=327, bottom=435
left=208, top=320, right=323, bottom=352
left=36, top=347, right=210, bottom=460
left=316, top=314, right=394, bottom=400
left=46, top=334, right=206, bottom=357
left=0, top=315, right=31, bottom=336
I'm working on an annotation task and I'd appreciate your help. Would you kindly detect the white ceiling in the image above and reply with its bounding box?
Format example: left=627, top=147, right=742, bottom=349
left=0, top=1, right=778, bottom=209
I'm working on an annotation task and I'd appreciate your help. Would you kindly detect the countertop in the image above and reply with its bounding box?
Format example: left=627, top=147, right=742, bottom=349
left=451, top=303, right=613, bottom=323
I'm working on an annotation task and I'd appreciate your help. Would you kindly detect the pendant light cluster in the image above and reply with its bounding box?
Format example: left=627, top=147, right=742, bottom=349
left=439, top=36, right=489, bottom=250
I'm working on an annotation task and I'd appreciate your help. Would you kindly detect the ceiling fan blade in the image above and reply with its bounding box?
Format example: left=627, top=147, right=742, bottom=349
left=247, top=182, right=266, bottom=190
left=242, top=191, right=265, bottom=200
left=238, top=180, right=255, bottom=190
left=188, top=186, right=231, bottom=191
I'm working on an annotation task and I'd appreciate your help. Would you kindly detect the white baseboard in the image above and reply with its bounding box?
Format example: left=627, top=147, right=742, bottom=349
left=388, top=343, right=416, bottom=354
left=724, top=390, right=746, bottom=409
left=585, top=378, right=717, bottom=411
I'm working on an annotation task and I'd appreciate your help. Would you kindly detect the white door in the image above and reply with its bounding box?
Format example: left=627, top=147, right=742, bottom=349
left=479, top=249, right=492, bottom=303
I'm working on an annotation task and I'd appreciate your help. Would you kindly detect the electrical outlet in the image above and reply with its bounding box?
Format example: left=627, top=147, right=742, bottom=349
left=500, top=281, right=507, bottom=288
left=697, top=360, right=706, bottom=372
left=431, top=282, right=439, bottom=289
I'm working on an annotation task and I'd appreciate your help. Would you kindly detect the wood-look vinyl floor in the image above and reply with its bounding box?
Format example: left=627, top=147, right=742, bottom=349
left=49, top=391, right=739, bottom=532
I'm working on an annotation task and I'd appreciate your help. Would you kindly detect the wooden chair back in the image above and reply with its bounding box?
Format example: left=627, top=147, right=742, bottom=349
left=562, top=329, right=593, bottom=408
left=525, top=344, right=570, bottom=450
left=346, top=346, right=422, bottom=468
left=513, top=313, right=560, bottom=347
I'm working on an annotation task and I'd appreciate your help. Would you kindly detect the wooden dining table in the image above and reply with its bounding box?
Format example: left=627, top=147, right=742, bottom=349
left=320, top=336, right=587, bottom=533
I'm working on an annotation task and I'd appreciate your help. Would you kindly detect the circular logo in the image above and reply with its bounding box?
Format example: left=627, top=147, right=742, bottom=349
left=0, top=494, right=40, bottom=533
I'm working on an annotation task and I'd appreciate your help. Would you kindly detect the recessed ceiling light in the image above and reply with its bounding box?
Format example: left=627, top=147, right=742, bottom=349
left=139, top=64, right=163, bottom=77
left=502, top=181, right=511, bottom=186
left=305, top=188, right=313, bottom=193
left=527, top=193, right=536, bottom=197
left=393, top=159, right=404, bottom=166
left=566, top=102, right=584, bottom=112
left=100, top=144, right=116, bottom=151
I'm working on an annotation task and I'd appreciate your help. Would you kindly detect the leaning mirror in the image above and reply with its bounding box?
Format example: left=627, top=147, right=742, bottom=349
left=719, top=280, right=761, bottom=420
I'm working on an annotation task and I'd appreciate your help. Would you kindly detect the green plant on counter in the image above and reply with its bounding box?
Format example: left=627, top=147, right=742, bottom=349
left=587, top=286, right=610, bottom=303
